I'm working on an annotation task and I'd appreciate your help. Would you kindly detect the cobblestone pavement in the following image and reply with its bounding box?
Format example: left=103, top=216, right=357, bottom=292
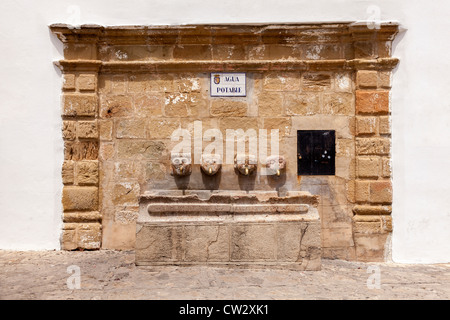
left=0, top=250, right=449, bottom=300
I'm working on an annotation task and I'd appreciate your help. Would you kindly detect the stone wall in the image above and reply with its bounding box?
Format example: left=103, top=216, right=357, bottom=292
left=52, top=23, right=398, bottom=261
left=60, top=65, right=102, bottom=250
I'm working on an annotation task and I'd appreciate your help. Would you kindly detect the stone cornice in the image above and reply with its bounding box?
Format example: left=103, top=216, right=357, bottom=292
left=50, top=22, right=399, bottom=45
left=51, top=23, right=399, bottom=71
left=54, top=60, right=102, bottom=72
left=55, top=58, right=399, bottom=73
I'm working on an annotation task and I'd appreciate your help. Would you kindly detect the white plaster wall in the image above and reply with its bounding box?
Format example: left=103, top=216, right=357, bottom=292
left=0, top=0, right=448, bottom=262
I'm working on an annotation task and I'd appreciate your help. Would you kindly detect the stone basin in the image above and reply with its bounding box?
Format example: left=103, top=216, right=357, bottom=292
left=136, top=190, right=321, bottom=270
left=138, top=190, right=319, bottom=223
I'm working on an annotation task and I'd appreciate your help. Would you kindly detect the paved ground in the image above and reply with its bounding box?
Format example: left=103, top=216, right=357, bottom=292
left=0, top=250, right=449, bottom=300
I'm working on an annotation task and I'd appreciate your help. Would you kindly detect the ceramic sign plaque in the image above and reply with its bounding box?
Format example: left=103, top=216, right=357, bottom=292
left=210, top=73, right=246, bottom=97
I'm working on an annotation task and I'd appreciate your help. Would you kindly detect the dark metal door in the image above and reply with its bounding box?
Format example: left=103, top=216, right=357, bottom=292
left=297, top=130, right=335, bottom=175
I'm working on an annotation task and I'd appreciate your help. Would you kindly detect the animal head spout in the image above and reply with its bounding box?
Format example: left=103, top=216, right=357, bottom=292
left=171, top=153, right=192, bottom=176
left=234, top=154, right=257, bottom=176
left=200, top=154, right=222, bottom=176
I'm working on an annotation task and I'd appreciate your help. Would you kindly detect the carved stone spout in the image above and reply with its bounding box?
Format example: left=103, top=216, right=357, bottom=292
left=200, top=154, right=222, bottom=176
left=171, top=153, right=192, bottom=176
left=266, top=155, right=286, bottom=177
left=234, top=154, right=257, bottom=176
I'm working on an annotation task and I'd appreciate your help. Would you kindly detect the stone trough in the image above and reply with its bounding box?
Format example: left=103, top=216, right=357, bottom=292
left=136, top=190, right=321, bottom=270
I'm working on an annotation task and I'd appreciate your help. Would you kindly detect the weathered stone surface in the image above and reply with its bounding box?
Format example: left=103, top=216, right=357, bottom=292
left=219, top=117, right=258, bottom=132
left=100, top=95, right=133, bottom=118
left=336, top=139, right=354, bottom=157
left=115, top=209, right=139, bottom=224
left=114, top=161, right=143, bottom=182
left=263, top=72, right=301, bottom=91
left=61, top=229, right=77, bottom=250
left=173, top=76, right=202, bottom=93
left=266, top=44, right=300, bottom=60
left=98, top=75, right=112, bottom=94
left=112, top=182, right=140, bottom=206
left=381, top=157, right=391, bottom=178
left=76, top=160, right=99, bottom=185
left=231, top=225, right=277, bottom=261
left=63, top=74, right=76, bottom=90
left=99, top=120, right=113, bottom=141
left=276, top=224, right=303, bottom=261
left=321, top=93, right=353, bottom=115
left=77, top=74, right=97, bottom=91
left=263, top=117, right=291, bottom=137
left=356, top=70, right=378, bottom=88
left=353, top=205, right=392, bottom=215
left=128, top=74, right=148, bottom=93
left=110, top=75, right=127, bottom=94
left=212, top=45, right=246, bottom=60
left=335, top=156, right=353, bottom=180
left=378, top=116, right=391, bottom=135
left=302, top=73, right=332, bottom=91
left=290, top=115, right=353, bottom=139
left=285, top=93, right=319, bottom=116
left=184, top=225, right=229, bottom=262
left=210, top=100, right=247, bottom=117
left=147, top=119, right=181, bottom=139
left=334, top=73, right=352, bottom=93
left=134, top=94, right=164, bottom=117
left=136, top=226, right=183, bottom=262
left=346, top=180, right=356, bottom=204
left=77, top=223, right=102, bottom=249
left=354, top=233, right=389, bottom=262
left=99, top=143, right=114, bottom=161
left=378, top=71, right=392, bottom=88
left=101, top=221, right=137, bottom=250
left=144, top=162, right=167, bottom=181
left=63, top=43, right=97, bottom=60
left=355, top=180, right=370, bottom=202
left=257, top=92, right=284, bottom=117
left=246, top=45, right=267, bottom=60
left=64, top=141, right=99, bottom=161
left=357, top=157, right=379, bottom=178
left=62, top=186, right=98, bottom=211
left=164, top=92, right=207, bottom=117
left=62, top=121, right=76, bottom=140
left=369, top=181, right=393, bottom=204
left=63, top=94, right=98, bottom=117
left=63, top=211, right=102, bottom=223
left=173, top=44, right=212, bottom=60
left=322, top=227, right=354, bottom=248
left=62, top=160, right=74, bottom=185
left=117, top=140, right=166, bottom=160
left=77, top=121, right=98, bottom=139
left=356, top=116, right=377, bottom=136
left=356, top=90, right=390, bottom=114
left=356, top=138, right=390, bottom=155
left=154, top=75, right=175, bottom=92
left=320, top=204, right=352, bottom=229
left=353, top=41, right=375, bottom=59
left=353, top=215, right=392, bottom=233
left=304, top=43, right=341, bottom=60
left=116, top=119, right=146, bottom=139
left=276, top=223, right=320, bottom=262
left=322, top=246, right=356, bottom=260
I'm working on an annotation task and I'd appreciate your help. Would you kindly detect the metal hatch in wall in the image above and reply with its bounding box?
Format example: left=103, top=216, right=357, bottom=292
left=297, top=130, right=336, bottom=176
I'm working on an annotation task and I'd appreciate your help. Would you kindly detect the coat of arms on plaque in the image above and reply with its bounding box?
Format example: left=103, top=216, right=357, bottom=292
left=214, top=74, right=220, bottom=84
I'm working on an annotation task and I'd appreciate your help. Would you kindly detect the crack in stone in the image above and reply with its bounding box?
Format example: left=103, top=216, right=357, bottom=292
left=296, top=224, right=308, bottom=262
left=206, top=227, right=220, bottom=262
